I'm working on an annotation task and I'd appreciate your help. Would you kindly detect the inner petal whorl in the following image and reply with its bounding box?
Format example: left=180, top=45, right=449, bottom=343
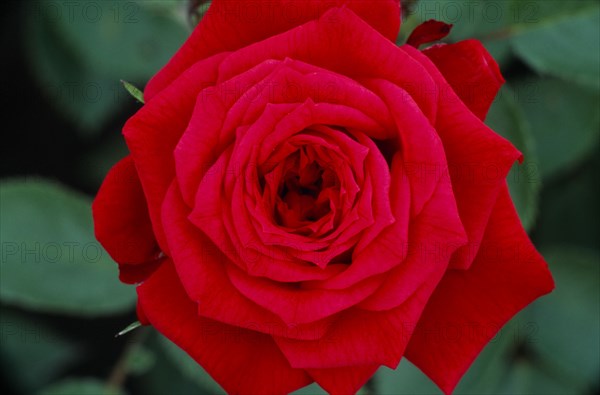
left=274, top=147, right=339, bottom=230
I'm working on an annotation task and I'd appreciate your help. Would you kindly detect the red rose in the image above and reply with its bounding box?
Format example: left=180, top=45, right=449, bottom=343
left=93, top=1, right=554, bottom=394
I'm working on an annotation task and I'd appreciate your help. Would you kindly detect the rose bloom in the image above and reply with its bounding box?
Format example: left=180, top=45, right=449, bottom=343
left=93, top=1, right=554, bottom=394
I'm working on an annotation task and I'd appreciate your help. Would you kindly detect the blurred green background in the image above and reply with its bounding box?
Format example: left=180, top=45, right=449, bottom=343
left=0, top=1, right=598, bottom=394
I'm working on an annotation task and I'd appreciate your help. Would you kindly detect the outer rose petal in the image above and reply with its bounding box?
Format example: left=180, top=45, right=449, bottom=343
left=275, top=304, right=416, bottom=370
left=406, top=20, right=452, bottom=48
left=403, top=45, right=521, bottom=270
left=92, top=156, right=160, bottom=283
left=145, top=0, right=401, bottom=99
left=123, top=53, right=228, bottom=253
left=405, top=186, right=554, bottom=395
left=423, top=39, right=505, bottom=120
left=307, top=365, right=379, bottom=395
left=137, top=259, right=312, bottom=395
left=228, top=262, right=382, bottom=326
left=136, top=299, right=149, bottom=325
left=117, top=258, right=162, bottom=285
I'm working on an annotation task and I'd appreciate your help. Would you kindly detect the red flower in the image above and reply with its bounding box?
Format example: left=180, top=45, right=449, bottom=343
left=93, top=1, right=553, bottom=394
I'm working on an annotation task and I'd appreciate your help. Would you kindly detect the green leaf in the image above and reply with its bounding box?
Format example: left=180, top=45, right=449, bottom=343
left=375, top=360, right=440, bottom=394
left=38, top=378, right=126, bottom=395
left=137, top=0, right=186, bottom=11
left=495, top=358, right=580, bottom=395
left=528, top=246, right=600, bottom=386
left=486, top=86, right=540, bottom=231
left=0, top=309, right=81, bottom=393
left=133, top=332, right=213, bottom=395
left=514, top=77, right=600, bottom=180
left=24, top=0, right=188, bottom=135
left=158, top=334, right=225, bottom=394
left=50, top=0, right=187, bottom=82
left=0, top=179, right=136, bottom=316
left=120, top=80, right=144, bottom=104
left=23, top=10, right=125, bottom=136
left=511, top=4, right=600, bottom=89
left=126, top=344, right=156, bottom=376
left=534, top=154, right=600, bottom=249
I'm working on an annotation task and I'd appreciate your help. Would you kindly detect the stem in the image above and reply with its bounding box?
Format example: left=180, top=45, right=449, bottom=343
left=106, top=327, right=148, bottom=392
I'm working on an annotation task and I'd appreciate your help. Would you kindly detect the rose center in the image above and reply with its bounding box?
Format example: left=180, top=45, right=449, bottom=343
left=274, top=150, right=338, bottom=229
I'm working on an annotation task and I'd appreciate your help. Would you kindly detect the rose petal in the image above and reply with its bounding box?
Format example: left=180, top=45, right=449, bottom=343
left=179, top=58, right=390, bottom=209
left=190, top=99, right=386, bottom=274
left=423, top=39, right=505, bottom=120
left=233, top=148, right=360, bottom=267
left=405, top=186, right=554, bottom=395
left=188, top=145, right=245, bottom=267
left=312, top=124, right=442, bottom=291
left=228, top=261, right=383, bottom=326
left=275, top=260, right=453, bottom=371
left=123, top=53, right=228, bottom=253
left=229, top=103, right=383, bottom=267
left=362, top=78, right=444, bottom=217
left=308, top=365, right=379, bottom=395
left=351, top=132, right=396, bottom=254
left=217, top=7, right=438, bottom=122
left=162, top=181, right=333, bottom=340
left=137, top=259, right=312, bottom=394
left=357, top=161, right=466, bottom=311
left=118, top=258, right=162, bottom=285
left=136, top=299, right=149, bottom=325
left=403, top=45, right=521, bottom=270
left=145, top=0, right=401, bottom=99
left=92, top=156, right=159, bottom=265
left=272, top=163, right=466, bottom=370
left=406, top=20, right=453, bottom=48
left=175, top=59, right=282, bottom=205
left=304, top=158, right=403, bottom=290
